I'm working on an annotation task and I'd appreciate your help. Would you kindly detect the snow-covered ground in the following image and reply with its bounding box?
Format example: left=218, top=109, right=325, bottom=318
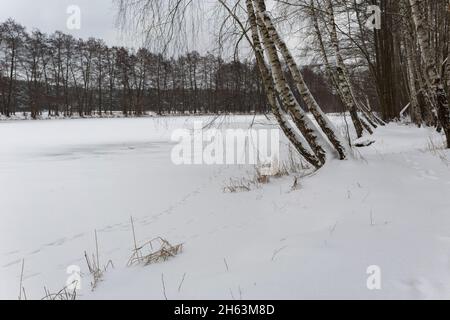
left=1, top=115, right=449, bottom=300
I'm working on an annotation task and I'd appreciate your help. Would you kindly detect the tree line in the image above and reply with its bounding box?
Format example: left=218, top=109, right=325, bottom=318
left=0, top=18, right=346, bottom=119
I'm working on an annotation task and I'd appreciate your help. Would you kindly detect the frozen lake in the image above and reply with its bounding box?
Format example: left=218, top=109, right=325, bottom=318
left=1, top=116, right=450, bottom=300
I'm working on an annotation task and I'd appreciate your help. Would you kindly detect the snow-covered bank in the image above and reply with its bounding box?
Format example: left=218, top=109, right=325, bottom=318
left=0, top=116, right=449, bottom=300
left=0, top=111, right=262, bottom=123
left=0, top=111, right=156, bottom=122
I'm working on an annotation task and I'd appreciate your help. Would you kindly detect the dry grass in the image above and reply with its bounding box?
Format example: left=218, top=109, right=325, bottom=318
left=291, top=176, right=300, bottom=191
left=18, top=259, right=26, bottom=301
left=223, top=165, right=282, bottom=193
left=84, top=252, right=114, bottom=291
left=127, top=237, right=183, bottom=267
left=41, top=284, right=78, bottom=301
left=223, top=147, right=311, bottom=194
left=425, top=137, right=449, bottom=166
left=223, top=177, right=254, bottom=193
left=84, top=230, right=114, bottom=291
left=127, top=217, right=183, bottom=268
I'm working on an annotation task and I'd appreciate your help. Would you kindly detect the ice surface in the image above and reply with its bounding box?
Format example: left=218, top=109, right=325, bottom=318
left=0, top=115, right=449, bottom=300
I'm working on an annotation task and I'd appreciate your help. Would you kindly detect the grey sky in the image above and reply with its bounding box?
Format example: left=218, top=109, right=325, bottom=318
left=0, top=0, right=272, bottom=58
left=0, top=0, right=129, bottom=46
left=0, top=0, right=221, bottom=55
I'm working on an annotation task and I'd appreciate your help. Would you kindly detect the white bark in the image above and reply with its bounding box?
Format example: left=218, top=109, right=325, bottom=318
left=245, top=0, right=323, bottom=168
left=446, top=54, right=449, bottom=94
left=256, top=1, right=349, bottom=160
left=409, top=0, right=450, bottom=148
left=404, top=31, right=423, bottom=124
left=253, top=0, right=328, bottom=165
left=324, top=0, right=366, bottom=138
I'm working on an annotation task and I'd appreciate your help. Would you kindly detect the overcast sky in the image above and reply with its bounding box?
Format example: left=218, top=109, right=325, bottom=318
left=0, top=0, right=130, bottom=46
left=0, top=0, right=277, bottom=58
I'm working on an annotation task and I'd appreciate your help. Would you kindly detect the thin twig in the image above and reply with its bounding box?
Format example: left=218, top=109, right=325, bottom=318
left=229, top=288, right=235, bottom=300
left=224, top=258, right=229, bottom=272
left=131, top=216, right=139, bottom=256
left=161, top=274, right=168, bottom=300
left=18, top=259, right=25, bottom=300
left=22, top=287, right=27, bottom=301
left=95, top=230, right=100, bottom=272
left=271, top=246, right=288, bottom=262
left=178, top=273, right=187, bottom=293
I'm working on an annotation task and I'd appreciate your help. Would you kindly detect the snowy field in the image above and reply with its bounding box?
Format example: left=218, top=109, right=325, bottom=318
left=1, top=115, right=450, bottom=300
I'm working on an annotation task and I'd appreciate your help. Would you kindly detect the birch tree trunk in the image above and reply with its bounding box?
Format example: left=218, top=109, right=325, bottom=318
left=253, top=0, right=328, bottom=165
left=447, top=49, right=450, bottom=95
left=255, top=0, right=348, bottom=160
left=405, top=40, right=423, bottom=125
left=359, top=105, right=379, bottom=129
left=409, top=0, right=450, bottom=148
left=360, top=97, right=385, bottom=127
left=445, top=1, right=450, bottom=95
left=245, top=0, right=323, bottom=169
left=400, top=0, right=423, bottom=125
left=324, top=0, right=366, bottom=138
left=413, top=52, right=436, bottom=126
left=309, top=0, right=338, bottom=91
left=310, top=0, right=376, bottom=134
left=400, top=0, right=435, bottom=126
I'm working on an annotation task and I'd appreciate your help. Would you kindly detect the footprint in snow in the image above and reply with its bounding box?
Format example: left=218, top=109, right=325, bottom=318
left=71, top=233, right=85, bottom=240
left=28, top=249, right=41, bottom=256
left=45, top=238, right=67, bottom=247
left=3, top=250, right=20, bottom=256
left=24, top=272, right=42, bottom=280
left=2, top=259, right=22, bottom=268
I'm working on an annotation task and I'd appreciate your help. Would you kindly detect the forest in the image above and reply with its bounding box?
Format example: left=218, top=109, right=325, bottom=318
left=0, top=19, right=347, bottom=119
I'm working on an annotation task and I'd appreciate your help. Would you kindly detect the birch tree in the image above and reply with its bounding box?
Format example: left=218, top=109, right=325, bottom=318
left=409, top=0, right=450, bottom=148
left=245, top=0, right=324, bottom=168
left=253, top=0, right=328, bottom=165
left=400, top=0, right=423, bottom=125
left=255, top=0, right=348, bottom=159
left=323, top=0, right=371, bottom=138
left=115, top=0, right=355, bottom=169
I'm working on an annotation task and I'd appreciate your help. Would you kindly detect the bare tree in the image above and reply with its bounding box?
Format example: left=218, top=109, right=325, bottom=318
left=408, top=0, right=450, bottom=148
left=1, top=19, right=26, bottom=117
left=115, top=0, right=355, bottom=168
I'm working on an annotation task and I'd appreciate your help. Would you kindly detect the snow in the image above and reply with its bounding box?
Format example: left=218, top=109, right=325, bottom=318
left=0, top=115, right=449, bottom=300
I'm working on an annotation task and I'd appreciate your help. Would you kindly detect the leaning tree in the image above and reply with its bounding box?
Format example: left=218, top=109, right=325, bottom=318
left=115, top=0, right=450, bottom=167
left=115, top=0, right=365, bottom=169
